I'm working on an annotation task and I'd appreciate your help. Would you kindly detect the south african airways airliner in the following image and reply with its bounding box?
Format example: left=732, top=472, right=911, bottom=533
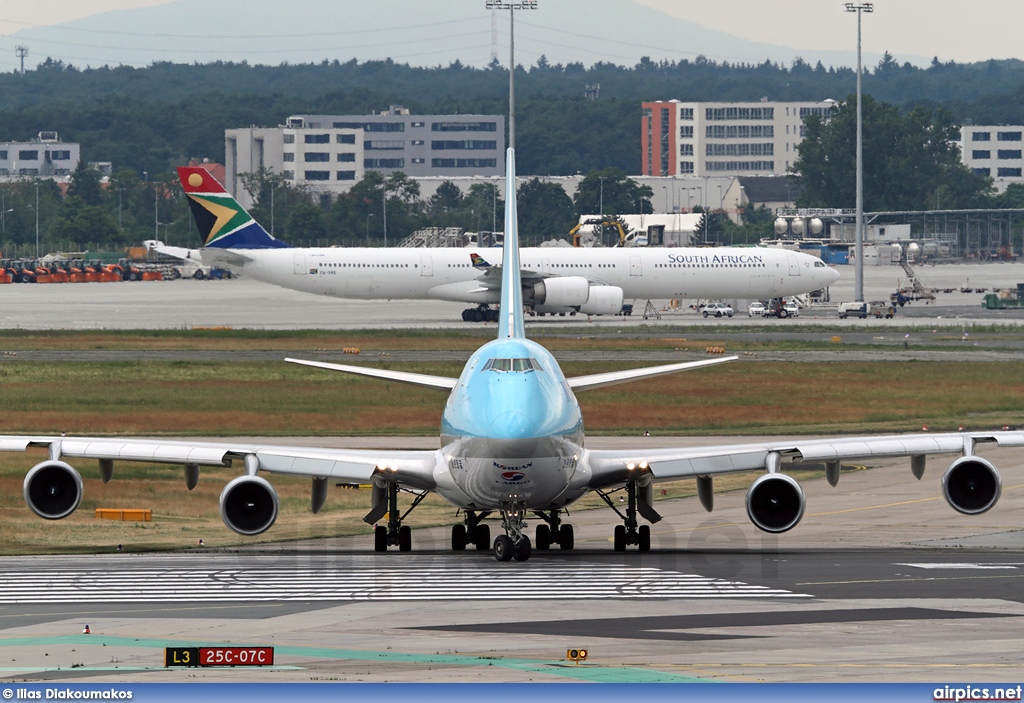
left=162, top=166, right=838, bottom=321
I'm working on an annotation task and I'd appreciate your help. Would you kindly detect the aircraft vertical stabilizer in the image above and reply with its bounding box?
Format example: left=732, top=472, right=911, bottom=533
left=497, top=148, right=526, bottom=340
left=176, top=167, right=291, bottom=250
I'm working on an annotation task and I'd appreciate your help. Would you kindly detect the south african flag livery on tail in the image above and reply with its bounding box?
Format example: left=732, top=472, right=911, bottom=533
left=176, top=167, right=291, bottom=249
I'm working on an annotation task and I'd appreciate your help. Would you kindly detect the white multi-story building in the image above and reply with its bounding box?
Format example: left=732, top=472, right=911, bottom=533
left=0, top=132, right=79, bottom=180
left=960, top=125, right=1024, bottom=192
left=226, top=106, right=505, bottom=208
left=641, top=99, right=836, bottom=178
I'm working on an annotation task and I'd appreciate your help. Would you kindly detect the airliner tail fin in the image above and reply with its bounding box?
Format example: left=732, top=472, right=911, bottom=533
left=497, top=149, right=525, bottom=339
left=176, top=167, right=291, bottom=249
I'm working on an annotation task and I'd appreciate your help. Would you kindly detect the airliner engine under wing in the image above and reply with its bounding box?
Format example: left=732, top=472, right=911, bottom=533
left=171, top=166, right=838, bottom=321
left=0, top=149, right=1013, bottom=561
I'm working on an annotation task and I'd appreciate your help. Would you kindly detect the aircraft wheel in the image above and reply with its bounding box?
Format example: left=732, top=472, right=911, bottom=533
left=614, top=525, right=626, bottom=552
left=472, top=309, right=484, bottom=322
left=639, top=525, right=651, bottom=553
left=451, top=524, right=467, bottom=551
left=374, top=525, right=387, bottom=552
left=494, top=534, right=514, bottom=562
left=513, top=536, right=532, bottom=562
left=535, top=524, right=550, bottom=550
left=398, top=525, right=412, bottom=552
left=474, top=524, right=491, bottom=550
left=559, top=524, right=574, bottom=550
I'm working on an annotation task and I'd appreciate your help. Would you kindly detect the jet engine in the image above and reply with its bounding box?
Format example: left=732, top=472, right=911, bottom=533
left=942, top=456, right=1001, bottom=515
left=530, top=276, right=590, bottom=307
left=219, top=475, right=279, bottom=535
left=745, top=473, right=805, bottom=533
left=24, top=460, right=83, bottom=520
left=578, top=285, right=624, bottom=315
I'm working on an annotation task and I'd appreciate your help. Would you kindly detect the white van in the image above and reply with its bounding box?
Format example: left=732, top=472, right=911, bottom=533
left=838, top=302, right=868, bottom=319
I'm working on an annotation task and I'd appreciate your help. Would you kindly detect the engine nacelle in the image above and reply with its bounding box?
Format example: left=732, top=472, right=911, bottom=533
left=531, top=276, right=590, bottom=307
left=24, top=460, right=83, bottom=520
left=942, top=456, right=1001, bottom=515
left=578, top=285, right=624, bottom=315
left=220, top=475, right=279, bottom=535
left=745, top=473, right=805, bottom=533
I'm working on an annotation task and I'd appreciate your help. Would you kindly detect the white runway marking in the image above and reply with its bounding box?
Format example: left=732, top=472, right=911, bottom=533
left=0, top=555, right=807, bottom=603
left=897, top=562, right=1023, bottom=570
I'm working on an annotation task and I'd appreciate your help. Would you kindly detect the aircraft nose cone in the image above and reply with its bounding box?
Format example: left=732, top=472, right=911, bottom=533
left=827, top=267, right=841, bottom=284
left=488, top=411, right=541, bottom=439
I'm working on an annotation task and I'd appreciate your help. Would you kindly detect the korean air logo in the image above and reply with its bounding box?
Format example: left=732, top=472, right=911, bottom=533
left=501, top=471, right=526, bottom=482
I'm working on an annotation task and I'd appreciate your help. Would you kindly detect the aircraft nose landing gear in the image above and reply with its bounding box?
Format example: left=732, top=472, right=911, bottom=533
left=495, top=502, right=531, bottom=562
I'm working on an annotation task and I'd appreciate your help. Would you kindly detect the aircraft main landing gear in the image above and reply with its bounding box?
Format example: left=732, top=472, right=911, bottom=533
left=461, top=305, right=500, bottom=323
left=495, top=501, right=531, bottom=562
left=365, top=480, right=428, bottom=553
left=451, top=510, right=492, bottom=551
left=597, top=478, right=661, bottom=553
left=532, top=509, right=574, bottom=550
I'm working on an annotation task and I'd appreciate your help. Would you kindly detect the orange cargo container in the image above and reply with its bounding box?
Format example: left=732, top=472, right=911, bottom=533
left=95, top=508, right=152, bottom=522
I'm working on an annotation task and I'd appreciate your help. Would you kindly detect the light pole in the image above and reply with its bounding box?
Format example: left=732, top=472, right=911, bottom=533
left=366, top=213, right=373, bottom=244
left=487, top=0, right=537, bottom=150
left=662, top=186, right=668, bottom=213
left=381, top=182, right=388, bottom=247
left=846, top=2, right=872, bottom=302
left=34, top=182, right=39, bottom=258
left=598, top=175, right=605, bottom=216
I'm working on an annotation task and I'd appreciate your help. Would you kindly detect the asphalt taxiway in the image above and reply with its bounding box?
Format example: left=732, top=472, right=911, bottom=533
left=0, top=442, right=1022, bottom=683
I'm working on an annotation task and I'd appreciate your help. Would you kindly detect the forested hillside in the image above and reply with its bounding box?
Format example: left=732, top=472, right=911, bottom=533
left=2, top=55, right=1024, bottom=176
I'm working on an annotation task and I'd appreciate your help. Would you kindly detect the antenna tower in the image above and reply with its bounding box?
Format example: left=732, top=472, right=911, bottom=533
left=15, top=46, right=28, bottom=76
left=490, top=9, right=498, bottom=63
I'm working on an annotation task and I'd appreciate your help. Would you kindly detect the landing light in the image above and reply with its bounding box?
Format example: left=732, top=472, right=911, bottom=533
left=639, top=460, right=649, bottom=470
left=626, top=463, right=636, bottom=471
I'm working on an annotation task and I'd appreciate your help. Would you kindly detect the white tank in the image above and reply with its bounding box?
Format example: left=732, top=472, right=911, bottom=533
left=774, top=218, right=789, bottom=235
left=809, top=217, right=824, bottom=235
left=790, top=218, right=805, bottom=236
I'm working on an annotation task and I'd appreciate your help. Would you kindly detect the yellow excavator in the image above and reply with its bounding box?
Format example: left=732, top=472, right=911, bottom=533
left=570, top=218, right=627, bottom=247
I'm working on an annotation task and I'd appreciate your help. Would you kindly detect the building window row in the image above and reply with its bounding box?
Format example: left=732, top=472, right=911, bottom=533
left=19, top=150, right=38, bottom=160
left=799, top=106, right=833, bottom=120
left=999, top=167, right=1023, bottom=177
left=679, top=107, right=693, bottom=121
left=304, top=171, right=330, bottom=181
left=335, top=122, right=405, bottom=132
left=705, top=125, right=774, bottom=139
left=431, top=158, right=497, bottom=168
left=337, top=171, right=356, bottom=180
left=998, top=131, right=1022, bottom=141
left=706, top=143, right=774, bottom=157
left=431, top=140, right=497, bottom=150
left=366, top=140, right=404, bottom=150
left=305, top=134, right=330, bottom=144
left=705, top=160, right=775, bottom=172
left=973, top=132, right=991, bottom=141
left=998, top=150, right=1022, bottom=159
left=431, top=121, right=497, bottom=132
left=680, top=144, right=694, bottom=156
left=304, top=152, right=330, bottom=162
left=283, top=153, right=294, bottom=162
left=659, top=107, right=670, bottom=177
left=705, top=107, right=774, bottom=121
left=338, top=153, right=356, bottom=162
left=679, top=125, right=693, bottom=139
left=679, top=161, right=694, bottom=174
left=365, top=158, right=405, bottom=169
left=337, top=134, right=356, bottom=144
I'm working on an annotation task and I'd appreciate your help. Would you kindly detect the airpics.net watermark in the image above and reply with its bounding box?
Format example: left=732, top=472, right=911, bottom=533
left=934, top=685, right=1023, bottom=701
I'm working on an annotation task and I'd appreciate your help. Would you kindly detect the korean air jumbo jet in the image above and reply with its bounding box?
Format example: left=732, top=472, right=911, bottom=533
left=166, top=166, right=838, bottom=322
left=2, top=148, right=1013, bottom=561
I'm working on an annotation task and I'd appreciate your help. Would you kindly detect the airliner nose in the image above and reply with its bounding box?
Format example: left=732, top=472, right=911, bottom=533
left=488, top=411, right=541, bottom=439
left=825, top=266, right=841, bottom=284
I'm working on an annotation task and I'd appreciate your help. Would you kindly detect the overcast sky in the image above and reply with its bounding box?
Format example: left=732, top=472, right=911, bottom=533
left=1, top=0, right=1022, bottom=66
left=637, top=0, right=1024, bottom=64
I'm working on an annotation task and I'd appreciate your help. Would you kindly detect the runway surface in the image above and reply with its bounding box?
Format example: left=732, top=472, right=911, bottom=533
left=3, top=261, right=1024, bottom=329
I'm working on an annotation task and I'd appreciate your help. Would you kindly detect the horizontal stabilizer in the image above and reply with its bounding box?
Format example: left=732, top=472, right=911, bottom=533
left=567, top=356, right=738, bottom=392
left=285, top=358, right=458, bottom=390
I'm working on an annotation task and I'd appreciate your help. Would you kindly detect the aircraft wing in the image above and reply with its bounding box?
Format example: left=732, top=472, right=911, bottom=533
left=567, top=356, right=738, bottom=391
left=285, top=358, right=458, bottom=390
left=0, top=435, right=440, bottom=491
left=584, top=430, right=1024, bottom=490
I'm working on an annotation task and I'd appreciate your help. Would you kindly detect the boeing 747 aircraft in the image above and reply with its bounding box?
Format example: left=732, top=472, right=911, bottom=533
left=163, top=166, right=838, bottom=321
left=2, top=149, right=1010, bottom=561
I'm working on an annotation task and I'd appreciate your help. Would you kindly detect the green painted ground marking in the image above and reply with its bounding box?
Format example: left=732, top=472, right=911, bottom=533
left=0, top=635, right=712, bottom=683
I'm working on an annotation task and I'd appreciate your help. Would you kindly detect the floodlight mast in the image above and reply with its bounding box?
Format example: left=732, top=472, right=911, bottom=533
left=486, top=1, right=537, bottom=150
left=845, top=2, right=872, bottom=303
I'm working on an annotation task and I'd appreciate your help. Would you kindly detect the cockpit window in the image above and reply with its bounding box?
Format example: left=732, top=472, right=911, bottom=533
left=482, top=358, right=542, bottom=373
